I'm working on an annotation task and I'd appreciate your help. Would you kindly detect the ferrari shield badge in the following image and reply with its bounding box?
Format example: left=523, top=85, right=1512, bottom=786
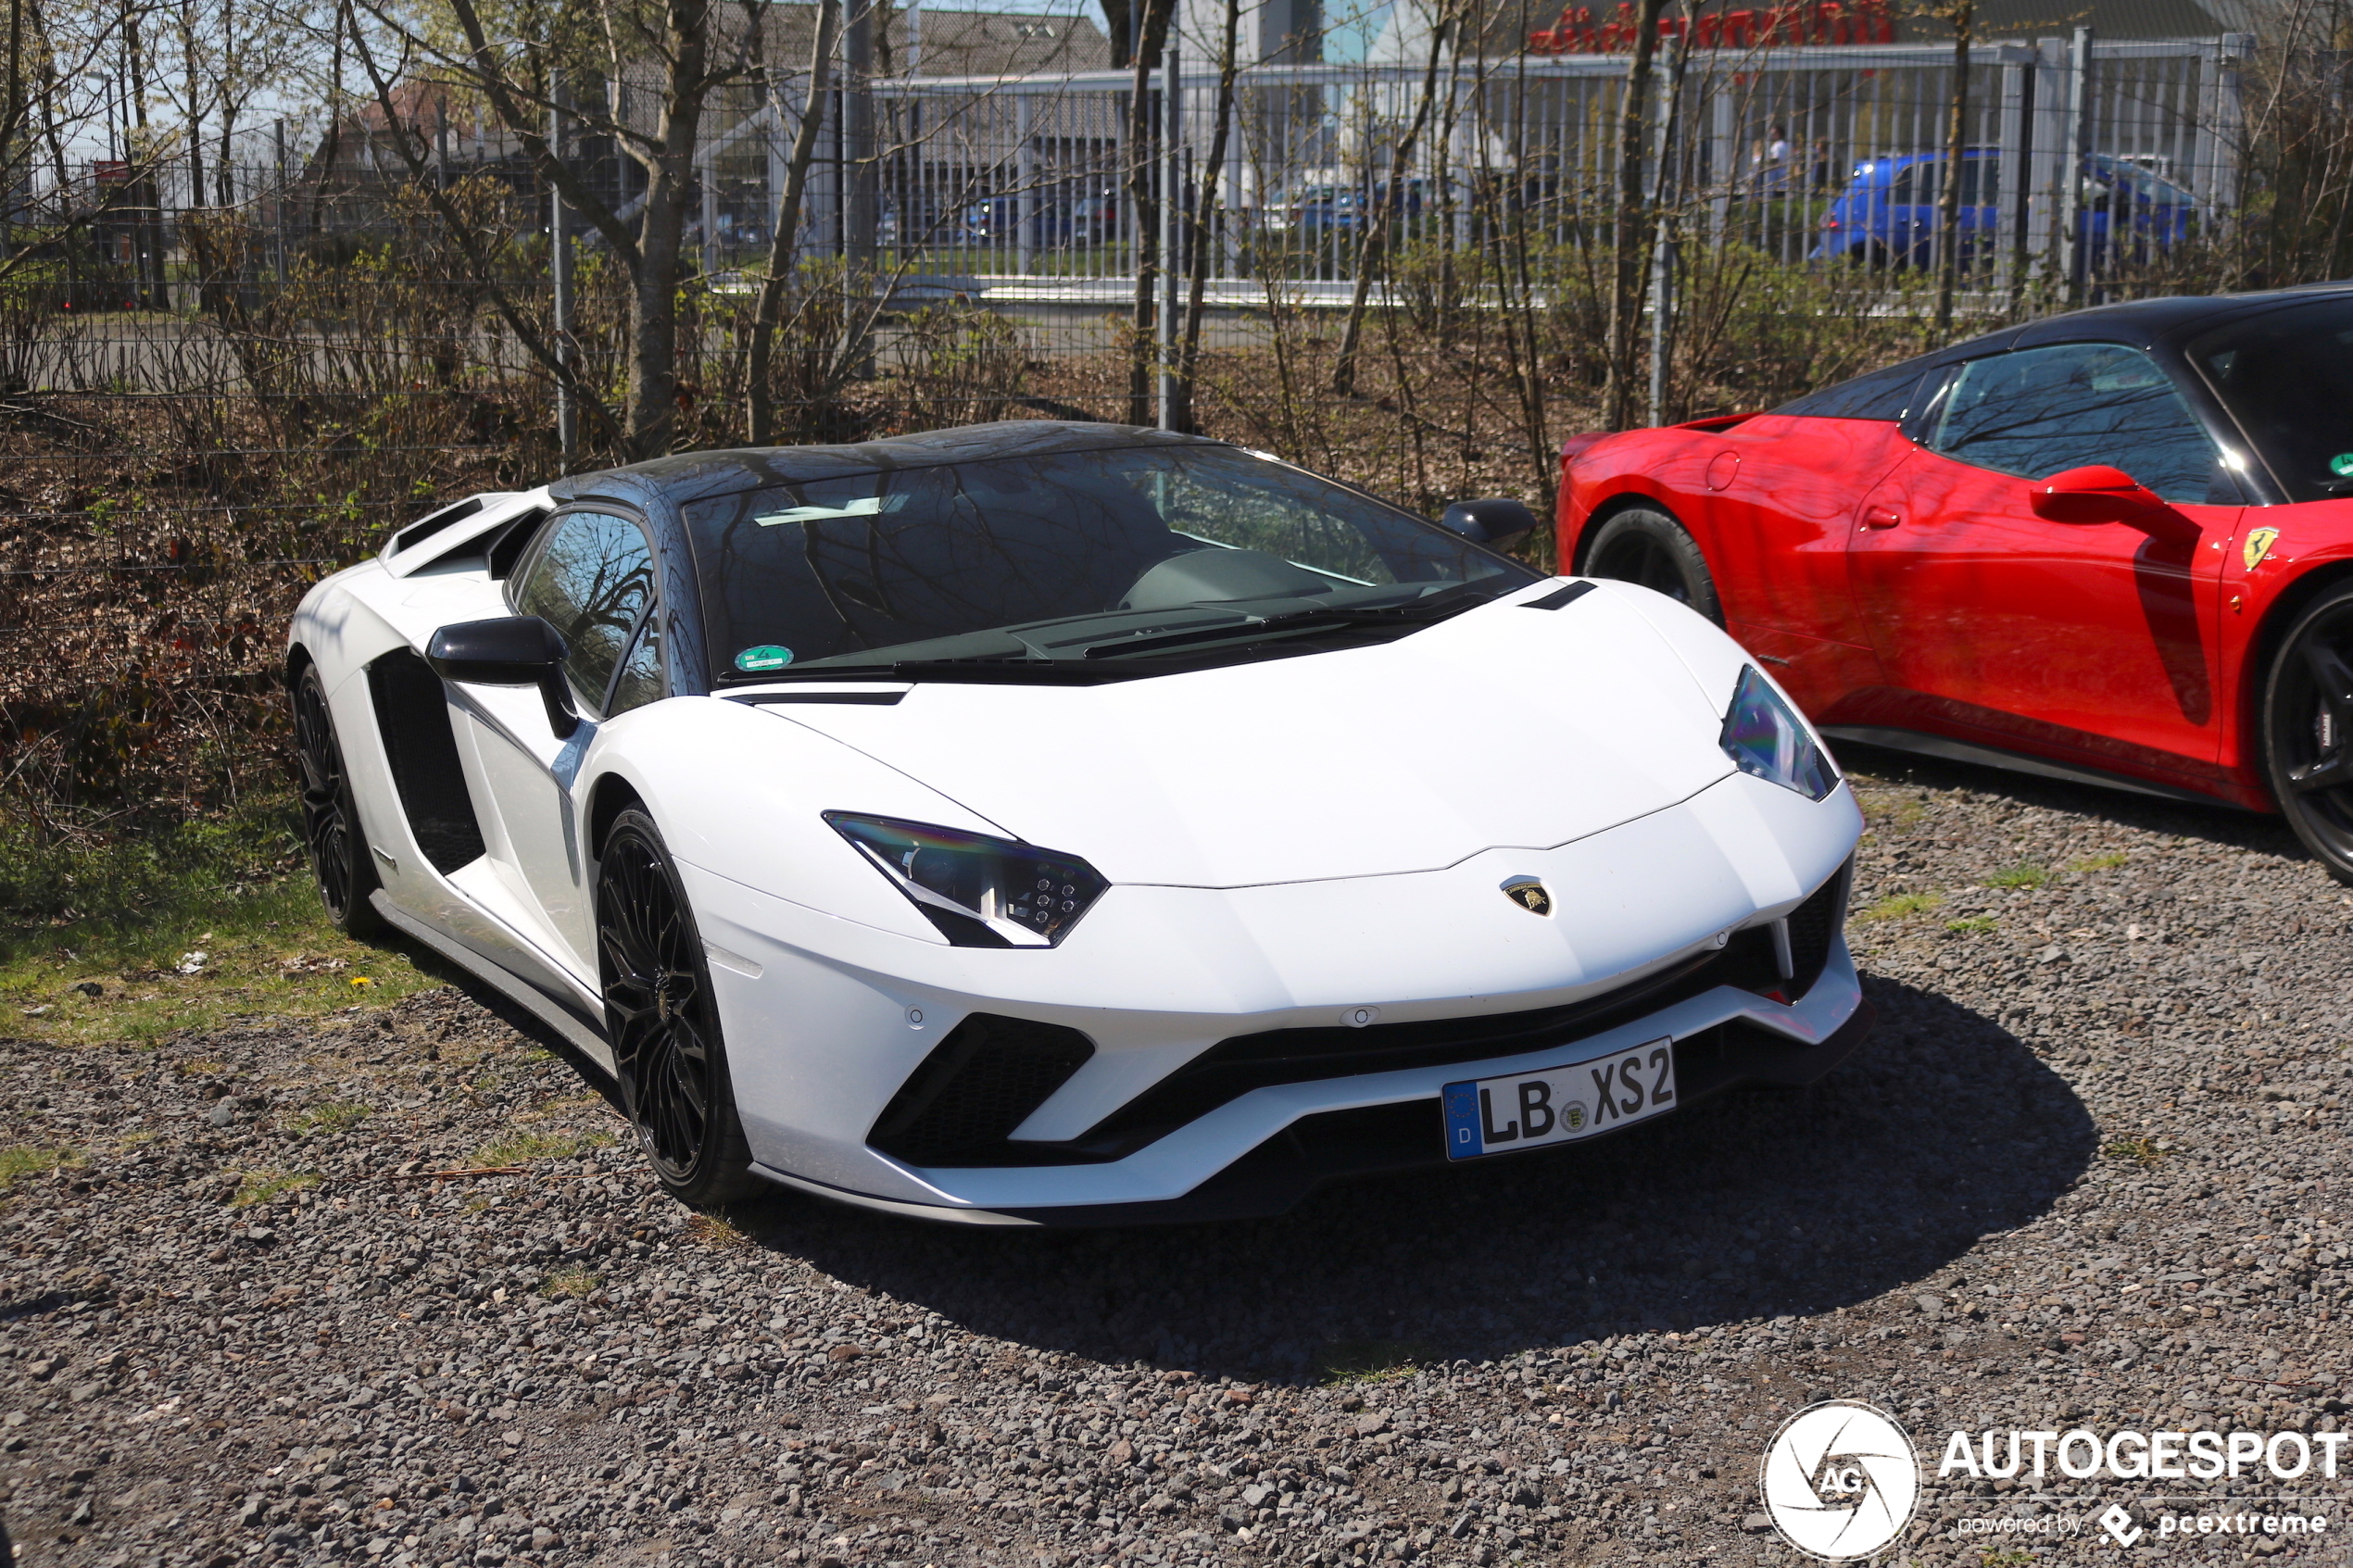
left=2244, top=528, right=2282, bottom=571
left=1502, top=877, right=1552, bottom=916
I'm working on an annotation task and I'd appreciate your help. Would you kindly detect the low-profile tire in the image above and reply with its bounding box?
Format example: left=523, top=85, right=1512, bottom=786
left=596, top=808, right=763, bottom=1208
left=290, top=661, right=385, bottom=939
left=1580, top=506, right=1724, bottom=626
left=2260, top=583, right=2353, bottom=885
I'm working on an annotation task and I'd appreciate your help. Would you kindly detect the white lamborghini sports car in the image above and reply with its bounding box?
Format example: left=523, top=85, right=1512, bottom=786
left=288, top=423, right=1871, bottom=1223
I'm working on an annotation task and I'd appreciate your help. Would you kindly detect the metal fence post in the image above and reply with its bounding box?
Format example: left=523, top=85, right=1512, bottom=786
left=2023, top=36, right=2066, bottom=288
left=1707, top=82, right=1732, bottom=249
left=551, top=94, right=576, bottom=468
left=1646, top=43, right=1681, bottom=428
left=1158, top=45, right=1180, bottom=432
left=846, top=0, right=877, bottom=268
left=1994, top=44, right=2031, bottom=299
left=1016, top=93, right=1035, bottom=276
left=2057, top=26, right=2092, bottom=300
left=701, top=151, right=721, bottom=275
left=272, top=119, right=289, bottom=288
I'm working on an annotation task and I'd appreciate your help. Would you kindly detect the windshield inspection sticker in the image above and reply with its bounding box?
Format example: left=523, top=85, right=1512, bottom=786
left=755, top=495, right=900, bottom=526
left=2333, top=453, right=2353, bottom=478
left=734, top=646, right=795, bottom=672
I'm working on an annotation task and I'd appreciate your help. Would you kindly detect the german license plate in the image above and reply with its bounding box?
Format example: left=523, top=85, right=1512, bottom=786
left=1441, top=1038, right=1678, bottom=1160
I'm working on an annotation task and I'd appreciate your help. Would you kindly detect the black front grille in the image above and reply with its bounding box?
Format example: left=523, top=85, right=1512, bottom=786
left=868, top=1014, right=1096, bottom=1166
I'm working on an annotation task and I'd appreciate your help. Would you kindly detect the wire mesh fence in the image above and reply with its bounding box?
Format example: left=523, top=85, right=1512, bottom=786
left=0, top=24, right=2315, bottom=843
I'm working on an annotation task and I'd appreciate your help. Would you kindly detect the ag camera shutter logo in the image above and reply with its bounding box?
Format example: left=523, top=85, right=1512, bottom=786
left=1759, top=1400, right=1920, bottom=1561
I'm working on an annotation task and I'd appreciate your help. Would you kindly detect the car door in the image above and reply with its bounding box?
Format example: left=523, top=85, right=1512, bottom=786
left=456, top=508, right=666, bottom=973
left=1847, top=341, right=2244, bottom=782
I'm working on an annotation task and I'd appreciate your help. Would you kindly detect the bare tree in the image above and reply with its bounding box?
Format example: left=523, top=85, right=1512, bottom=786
left=352, top=0, right=767, bottom=458
left=1921, top=0, right=1975, bottom=333
left=1173, top=0, right=1241, bottom=432
left=1602, top=0, right=1669, bottom=429
left=745, top=0, right=837, bottom=442
left=1123, top=0, right=1175, bottom=426
left=1331, top=0, right=1453, bottom=398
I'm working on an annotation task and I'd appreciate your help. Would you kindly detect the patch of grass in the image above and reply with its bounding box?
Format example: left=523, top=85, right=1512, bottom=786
left=1983, top=863, right=2052, bottom=889
left=1856, top=891, right=1944, bottom=922
left=290, top=1101, right=373, bottom=1135
left=472, top=1128, right=616, bottom=1167
left=0, top=1145, right=81, bottom=1185
left=541, top=1266, right=602, bottom=1299
left=1981, top=1550, right=2036, bottom=1568
left=685, top=1213, right=751, bottom=1249
left=2070, top=851, right=2129, bottom=872
left=1859, top=792, right=1929, bottom=830
left=2103, top=1136, right=2167, bottom=1168
left=0, top=803, right=450, bottom=1047
left=233, top=1169, right=322, bottom=1207
left=1945, top=916, right=1999, bottom=935
left=1313, top=1340, right=1441, bottom=1386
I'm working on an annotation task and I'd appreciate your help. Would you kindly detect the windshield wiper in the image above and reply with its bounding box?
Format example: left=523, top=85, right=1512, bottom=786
left=1078, top=585, right=1495, bottom=660
left=742, top=657, right=1172, bottom=685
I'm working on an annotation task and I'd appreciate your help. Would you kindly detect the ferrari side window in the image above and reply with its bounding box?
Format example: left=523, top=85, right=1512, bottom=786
left=1925, top=344, right=2224, bottom=504
left=512, top=510, right=656, bottom=717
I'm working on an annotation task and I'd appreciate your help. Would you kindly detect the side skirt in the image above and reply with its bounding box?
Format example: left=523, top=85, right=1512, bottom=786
left=1820, top=725, right=2251, bottom=810
left=368, top=890, right=616, bottom=1074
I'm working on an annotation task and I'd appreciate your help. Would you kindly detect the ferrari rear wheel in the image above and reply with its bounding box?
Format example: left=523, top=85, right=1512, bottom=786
left=596, top=809, right=762, bottom=1208
left=2261, top=585, right=2353, bottom=885
left=1581, top=507, right=1724, bottom=626
left=290, top=662, right=384, bottom=938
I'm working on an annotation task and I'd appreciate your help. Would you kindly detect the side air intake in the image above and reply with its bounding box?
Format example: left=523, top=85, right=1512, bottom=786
left=867, top=1015, right=1096, bottom=1167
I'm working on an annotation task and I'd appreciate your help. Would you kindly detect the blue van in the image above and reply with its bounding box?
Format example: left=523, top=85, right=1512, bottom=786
left=1810, top=148, right=2197, bottom=269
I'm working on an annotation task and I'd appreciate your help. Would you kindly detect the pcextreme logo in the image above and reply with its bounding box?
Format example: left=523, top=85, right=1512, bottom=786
left=1759, top=1400, right=1921, bottom=1562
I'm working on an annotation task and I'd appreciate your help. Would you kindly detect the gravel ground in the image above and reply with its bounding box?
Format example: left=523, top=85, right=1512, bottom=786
left=4, top=750, right=2351, bottom=1568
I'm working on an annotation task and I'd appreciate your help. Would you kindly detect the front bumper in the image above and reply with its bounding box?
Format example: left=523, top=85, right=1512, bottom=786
left=987, top=993, right=1877, bottom=1225
left=680, top=770, right=1868, bottom=1224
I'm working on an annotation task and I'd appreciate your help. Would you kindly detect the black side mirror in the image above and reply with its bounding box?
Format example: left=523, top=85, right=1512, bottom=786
left=1439, top=497, right=1540, bottom=549
left=426, top=616, right=581, bottom=739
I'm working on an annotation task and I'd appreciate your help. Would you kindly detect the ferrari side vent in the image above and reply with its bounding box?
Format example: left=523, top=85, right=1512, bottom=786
left=868, top=1014, right=1095, bottom=1167
left=366, top=649, right=488, bottom=875
left=1783, top=857, right=1854, bottom=997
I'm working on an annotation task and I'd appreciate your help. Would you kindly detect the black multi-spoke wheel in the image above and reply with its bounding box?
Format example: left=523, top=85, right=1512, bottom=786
left=290, top=662, right=384, bottom=937
left=2261, top=586, right=2353, bottom=885
left=596, top=809, right=760, bottom=1207
left=1580, top=506, right=1724, bottom=625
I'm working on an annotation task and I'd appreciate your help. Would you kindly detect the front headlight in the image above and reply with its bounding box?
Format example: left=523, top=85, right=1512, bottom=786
left=824, top=812, right=1109, bottom=948
left=1720, top=665, right=1839, bottom=800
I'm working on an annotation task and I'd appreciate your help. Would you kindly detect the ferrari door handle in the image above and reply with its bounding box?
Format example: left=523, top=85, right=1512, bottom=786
left=1862, top=505, right=1903, bottom=530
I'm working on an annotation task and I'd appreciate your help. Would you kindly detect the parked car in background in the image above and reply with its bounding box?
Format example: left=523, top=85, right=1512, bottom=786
left=1557, top=283, right=2353, bottom=882
left=1263, top=178, right=1429, bottom=238
left=1811, top=149, right=2197, bottom=270
left=958, top=189, right=1119, bottom=249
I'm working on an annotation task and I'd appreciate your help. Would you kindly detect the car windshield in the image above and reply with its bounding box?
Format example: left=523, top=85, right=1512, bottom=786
left=2089, top=154, right=2196, bottom=206
left=685, top=442, right=1539, bottom=681
left=2188, top=296, right=2353, bottom=503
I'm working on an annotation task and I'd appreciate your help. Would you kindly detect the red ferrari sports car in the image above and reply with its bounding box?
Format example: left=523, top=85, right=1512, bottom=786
left=1557, top=283, right=2353, bottom=883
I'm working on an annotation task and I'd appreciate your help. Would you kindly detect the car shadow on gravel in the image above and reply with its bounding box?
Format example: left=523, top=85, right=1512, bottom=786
left=1834, top=737, right=2311, bottom=863
left=725, top=973, right=2095, bottom=1384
